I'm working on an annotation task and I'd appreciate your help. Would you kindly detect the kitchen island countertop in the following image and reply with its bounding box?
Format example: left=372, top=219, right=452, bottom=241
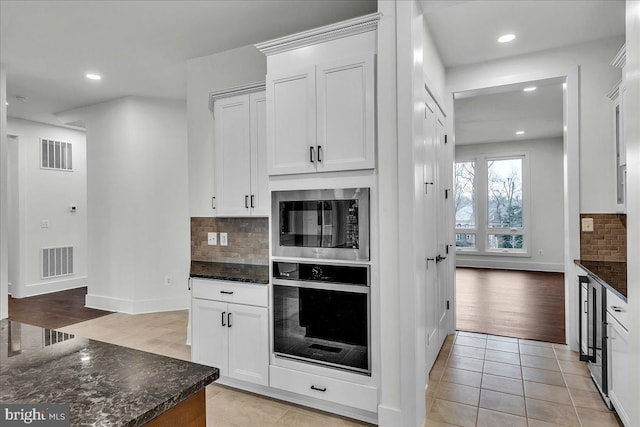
left=0, top=319, right=218, bottom=426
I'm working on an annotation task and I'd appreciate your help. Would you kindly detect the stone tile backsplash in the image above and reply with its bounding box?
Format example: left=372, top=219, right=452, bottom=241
left=579, top=213, right=626, bottom=262
left=191, top=217, right=268, bottom=265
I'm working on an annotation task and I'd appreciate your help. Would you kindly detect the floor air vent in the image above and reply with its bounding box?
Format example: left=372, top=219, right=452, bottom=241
left=41, top=246, right=74, bottom=279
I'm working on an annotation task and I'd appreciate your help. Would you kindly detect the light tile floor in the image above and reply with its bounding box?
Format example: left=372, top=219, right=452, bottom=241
left=59, top=310, right=370, bottom=427
left=59, top=311, right=622, bottom=427
left=426, top=331, right=623, bottom=427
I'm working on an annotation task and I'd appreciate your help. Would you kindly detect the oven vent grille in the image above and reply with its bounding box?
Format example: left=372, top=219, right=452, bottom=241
left=41, top=246, right=74, bottom=279
left=41, top=138, right=73, bottom=171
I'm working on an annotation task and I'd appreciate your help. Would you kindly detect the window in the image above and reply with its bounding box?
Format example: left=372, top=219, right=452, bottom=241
left=455, top=154, right=529, bottom=255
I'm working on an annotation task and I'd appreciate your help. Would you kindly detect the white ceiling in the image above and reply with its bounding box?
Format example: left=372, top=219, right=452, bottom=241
left=0, top=0, right=376, bottom=126
left=454, top=78, right=564, bottom=145
left=422, top=0, right=625, bottom=68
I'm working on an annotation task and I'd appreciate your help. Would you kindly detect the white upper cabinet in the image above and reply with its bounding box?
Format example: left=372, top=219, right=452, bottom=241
left=213, top=90, right=268, bottom=217
left=316, top=55, right=375, bottom=172
left=267, top=66, right=317, bottom=175
left=258, top=13, right=380, bottom=176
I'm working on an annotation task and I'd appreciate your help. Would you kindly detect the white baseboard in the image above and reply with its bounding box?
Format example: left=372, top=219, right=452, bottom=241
left=455, top=259, right=564, bottom=272
left=377, top=405, right=402, bottom=427
left=17, top=276, right=88, bottom=298
left=85, top=293, right=189, bottom=314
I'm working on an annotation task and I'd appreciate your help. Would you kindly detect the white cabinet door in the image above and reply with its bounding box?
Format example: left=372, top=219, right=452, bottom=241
left=267, top=66, right=317, bottom=175
left=227, top=304, right=269, bottom=386
left=316, top=55, right=375, bottom=172
left=215, top=95, right=252, bottom=216
left=191, top=298, right=228, bottom=376
left=608, top=314, right=631, bottom=426
left=250, top=91, right=269, bottom=216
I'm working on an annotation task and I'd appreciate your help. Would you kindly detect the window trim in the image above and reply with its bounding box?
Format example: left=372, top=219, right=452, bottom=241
left=455, top=152, right=531, bottom=257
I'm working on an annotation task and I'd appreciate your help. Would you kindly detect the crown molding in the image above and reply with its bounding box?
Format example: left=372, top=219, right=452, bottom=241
left=255, top=12, right=382, bottom=56
left=209, top=81, right=265, bottom=112
left=611, top=44, right=626, bottom=69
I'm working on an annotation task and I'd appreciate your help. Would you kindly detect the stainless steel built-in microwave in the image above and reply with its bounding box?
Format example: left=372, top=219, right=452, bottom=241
left=271, top=188, right=370, bottom=261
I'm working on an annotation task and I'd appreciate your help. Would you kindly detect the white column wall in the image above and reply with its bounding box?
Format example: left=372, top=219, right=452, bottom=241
left=70, top=96, right=190, bottom=314
left=0, top=64, right=8, bottom=319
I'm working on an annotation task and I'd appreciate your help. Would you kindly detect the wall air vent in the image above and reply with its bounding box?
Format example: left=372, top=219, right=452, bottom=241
left=41, top=246, right=74, bottom=279
left=41, top=138, right=73, bottom=171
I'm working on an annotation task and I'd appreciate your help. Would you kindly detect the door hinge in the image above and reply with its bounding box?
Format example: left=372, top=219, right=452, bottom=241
left=446, top=300, right=450, bottom=310
left=445, top=134, right=448, bottom=144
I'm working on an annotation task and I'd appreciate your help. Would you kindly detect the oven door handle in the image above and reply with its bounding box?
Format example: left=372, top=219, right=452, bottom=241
left=272, top=278, right=369, bottom=294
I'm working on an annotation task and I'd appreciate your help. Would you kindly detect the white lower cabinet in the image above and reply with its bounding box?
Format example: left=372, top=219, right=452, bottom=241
left=607, top=290, right=631, bottom=427
left=192, top=282, right=268, bottom=387
left=269, top=365, right=378, bottom=413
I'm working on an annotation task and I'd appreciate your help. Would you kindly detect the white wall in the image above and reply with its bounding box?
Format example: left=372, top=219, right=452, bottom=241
left=6, top=118, right=87, bottom=297
left=67, top=96, right=190, bottom=314
left=624, top=2, right=639, bottom=426
left=455, top=138, right=564, bottom=271
left=376, top=1, right=449, bottom=426
left=187, top=45, right=266, bottom=217
left=0, top=63, right=8, bottom=319
left=447, top=36, right=624, bottom=214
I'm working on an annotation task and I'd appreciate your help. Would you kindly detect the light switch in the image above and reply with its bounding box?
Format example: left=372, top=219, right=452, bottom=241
left=220, top=232, right=228, bottom=246
left=581, top=218, right=594, bottom=232
left=40, top=220, right=49, bottom=229
left=207, top=232, right=217, bottom=246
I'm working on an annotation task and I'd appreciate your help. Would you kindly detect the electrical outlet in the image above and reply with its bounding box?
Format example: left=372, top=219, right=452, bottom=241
left=581, top=218, right=594, bottom=232
left=164, top=276, right=172, bottom=286
left=207, top=232, right=217, bottom=246
left=220, top=232, right=228, bottom=246
left=40, top=220, right=49, bottom=229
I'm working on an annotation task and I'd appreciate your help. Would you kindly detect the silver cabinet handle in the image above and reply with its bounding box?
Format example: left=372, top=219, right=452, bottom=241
left=221, top=311, right=226, bottom=327
left=309, top=146, right=315, bottom=163
left=317, top=145, right=323, bottom=162
left=310, top=385, right=326, bottom=392
left=211, top=196, right=216, bottom=210
left=250, top=195, right=255, bottom=208
left=245, top=195, right=249, bottom=208
left=188, top=277, right=192, bottom=291
left=227, top=312, right=232, bottom=328
left=584, top=301, right=588, bottom=314
left=220, top=290, right=234, bottom=295
left=611, top=306, right=624, bottom=313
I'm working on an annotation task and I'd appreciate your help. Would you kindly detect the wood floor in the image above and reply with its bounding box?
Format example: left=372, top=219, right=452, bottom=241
left=456, top=268, right=566, bottom=344
left=8, top=287, right=112, bottom=329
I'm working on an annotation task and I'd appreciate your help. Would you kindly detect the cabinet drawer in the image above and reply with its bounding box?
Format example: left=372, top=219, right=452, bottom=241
left=192, top=278, right=268, bottom=307
left=269, top=365, right=377, bottom=412
left=606, top=289, right=628, bottom=330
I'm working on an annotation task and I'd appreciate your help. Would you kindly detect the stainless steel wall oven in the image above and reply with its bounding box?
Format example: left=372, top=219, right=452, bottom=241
left=272, top=261, right=370, bottom=375
left=271, top=188, right=370, bottom=261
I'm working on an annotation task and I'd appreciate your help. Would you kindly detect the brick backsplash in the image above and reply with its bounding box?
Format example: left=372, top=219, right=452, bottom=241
left=579, top=214, right=626, bottom=262
left=191, top=217, right=268, bottom=265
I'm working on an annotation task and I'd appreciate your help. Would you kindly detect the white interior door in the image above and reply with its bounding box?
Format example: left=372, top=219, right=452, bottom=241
left=435, top=111, right=451, bottom=347
left=423, top=96, right=439, bottom=369
left=215, top=95, right=251, bottom=216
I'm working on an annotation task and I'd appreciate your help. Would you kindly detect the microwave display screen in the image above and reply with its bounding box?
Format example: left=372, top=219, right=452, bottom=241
left=279, top=200, right=359, bottom=249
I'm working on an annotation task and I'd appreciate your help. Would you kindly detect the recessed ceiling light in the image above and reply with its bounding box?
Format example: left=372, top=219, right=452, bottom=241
left=516, top=131, right=525, bottom=135
left=86, top=73, right=102, bottom=80
left=523, top=86, right=537, bottom=92
left=498, top=34, right=516, bottom=43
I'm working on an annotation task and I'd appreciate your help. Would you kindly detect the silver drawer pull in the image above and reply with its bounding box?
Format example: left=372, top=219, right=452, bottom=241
left=220, top=291, right=234, bottom=295
left=310, top=385, right=326, bottom=392
left=611, top=306, right=624, bottom=313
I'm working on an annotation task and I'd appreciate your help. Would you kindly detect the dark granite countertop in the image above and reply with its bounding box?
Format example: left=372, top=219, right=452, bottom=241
left=190, top=261, right=269, bottom=284
left=575, top=260, right=627, bottom=301
left=0, top=319, right=218, bottom=426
